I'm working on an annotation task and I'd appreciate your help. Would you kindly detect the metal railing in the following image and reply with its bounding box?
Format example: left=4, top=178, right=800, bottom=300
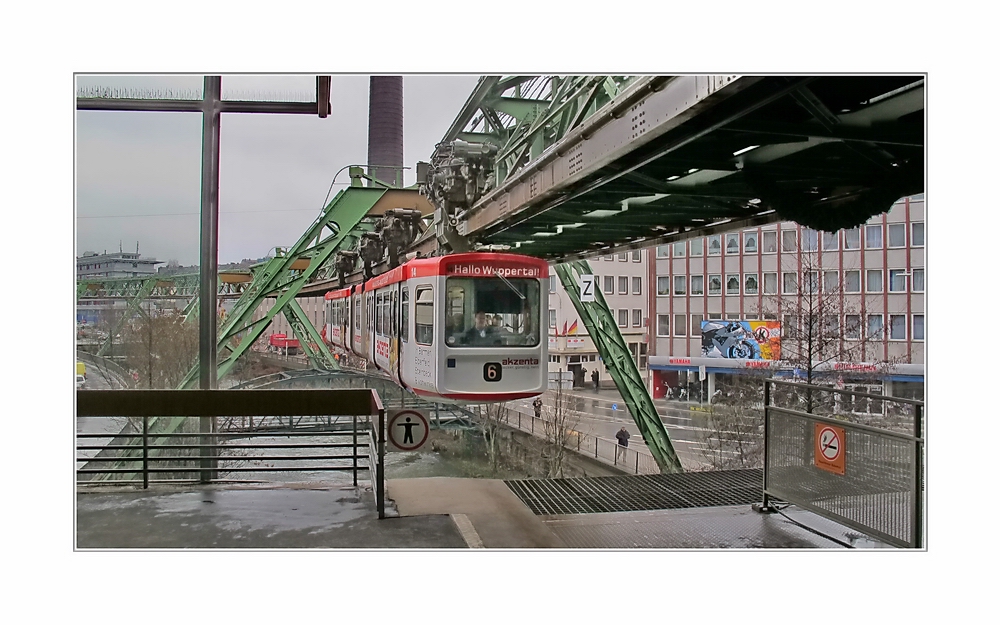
left=502, top=408, right=660, bottom=475
left=76, top=389, right=387, bottom=518
left=762, top=380, right=924, bottom=548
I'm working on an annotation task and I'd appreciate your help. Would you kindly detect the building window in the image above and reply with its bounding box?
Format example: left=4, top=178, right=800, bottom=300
left=889, top=269, right=908, bottom=292
left=802, top=228, right=819, bottom=252
left=632, top=277, right=642, bottom=295
left=783, top=314, right=798, bottom=338
left=805, top=271, right=819, bottom=294
left=618, top=309, right=629, bottom=327
left=821, top=231, right=839, bottom=251
left=912, top=222, right=925, bottom=247
left=618, top=253, right=628, bottom=261
left=865, top=225, right=883, bottom=249
left=781, top=230, right=797, bottom=252
left=707, top=313, right=723, bottom=320
left=691, top=314, right=703, bottom=335
left=690, top=238, right=704, bottom=256
left=725, top=233, right=739, bottom=255
left=824, top=271, right=839, bottom=293
left=744, top=273, right=759, bottom=295
left=889, top=314, right=907, bottom=340
left=691, top=275, right=704, bottom=296
left=674, top=314, right=687, bottom=336
left=549, top=309, right=556, bottom=329
left=888, top=223, right=906, bottom=248
left=632, top=308, right=642, bottom=327
left=727, top=314, right=741, bottom=321
left=618, top=276, right=628, bottom=294
left=844, top=270, right=861, bottom=293
left=844, top=227, right=861, bottom=250
left=782, top=272, right=798, bottom=294
left=656, top=245, right=669, bottom=258
left=708, top=235, right=722, bottom=256
left=657, top=314, right=670, bottom=336
left=726, top=274, right=740, bottom=295
left=823, top=314, right=840, bottom=336
left=632, top=250, right=641, bottom=262
left=913, top=314, right=924, bottom=341
left=674, top=275, right=686, bottom=295
left=673, top=242, right=685, bottom=257
left=708, top=274, right=722, bottom=295
left=657, top=276, right=670, bottom=296
left=867, top=314, right=884, bottom=339
left=549, top=275, right=557, bottom=293
left=912, top=268, right=924, bottom=292
left=744, top=231, right=758, bottom=254
left=762, top=231, right=777, bottom=254
left=866, top=269, right=883, bottom=293
left=604, top=275, right=615, bottom=294
left=605, top=255, right=615, bottom=262
left=845, top=314, right=861, bottom=340
left=763, top=272, right=778, bottom=295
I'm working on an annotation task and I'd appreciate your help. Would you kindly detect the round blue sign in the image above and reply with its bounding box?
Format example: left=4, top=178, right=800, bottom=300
left=612, top=403, right=618, bottom=411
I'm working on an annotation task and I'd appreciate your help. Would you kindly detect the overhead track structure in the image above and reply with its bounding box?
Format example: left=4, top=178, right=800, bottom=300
left=423, top=75, right=924, bottom=261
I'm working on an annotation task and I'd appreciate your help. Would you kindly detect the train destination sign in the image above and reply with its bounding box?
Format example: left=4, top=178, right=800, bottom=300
left=445, top=263, right=541, bottom=278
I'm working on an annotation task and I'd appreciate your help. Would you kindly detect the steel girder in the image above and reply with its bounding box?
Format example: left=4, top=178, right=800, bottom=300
left=178, top=186, right=387, bottom=388
left=440, top=76, right=637, bottom=190
left=553, top=260, right=682, bottom=473
left=282, top=298, right=339, bottom=370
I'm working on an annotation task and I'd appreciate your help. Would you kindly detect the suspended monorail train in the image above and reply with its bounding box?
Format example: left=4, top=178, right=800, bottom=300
left=325, top=252, right=548, bottom=403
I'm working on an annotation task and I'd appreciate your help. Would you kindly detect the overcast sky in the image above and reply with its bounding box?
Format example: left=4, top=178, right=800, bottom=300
left=75, top=74, right=480, bottom=266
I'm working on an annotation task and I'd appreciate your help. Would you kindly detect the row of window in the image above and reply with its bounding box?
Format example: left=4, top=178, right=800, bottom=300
left=549, top=308, right=645, bottom=329
left=601, top=250, right=643, bottom=262
left=654, top=313, right=925, bottom=341
left=655, top=268, right=925, bottom=296
left=552, top=275, right=645, bottom=296
left=652, top=222, right=925, bottom=258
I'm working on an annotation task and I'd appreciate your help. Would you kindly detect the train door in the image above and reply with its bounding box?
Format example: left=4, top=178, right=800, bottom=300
left=390, top=286, right=400, bottom=385
left=352, top=290, right=364, bottom=358
left=399, top=284, right=413, bottom=389
left=409, top=283, right=436, bottom=393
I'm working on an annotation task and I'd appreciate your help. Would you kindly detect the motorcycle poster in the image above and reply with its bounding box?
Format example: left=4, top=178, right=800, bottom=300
left=701, top=320, right=781, bottom=360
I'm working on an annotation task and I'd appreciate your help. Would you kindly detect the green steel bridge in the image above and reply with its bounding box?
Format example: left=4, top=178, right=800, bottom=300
left=76, top=75, right=924, bottom=474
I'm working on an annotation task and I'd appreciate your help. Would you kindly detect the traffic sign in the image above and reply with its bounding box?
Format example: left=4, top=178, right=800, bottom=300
left=814, top=423, right=846, bottom=475
left=579, top=274, right=596, bottom=302
left=612, top=403, right=618, bottom=411
left=387, top=409, right=429, bottom=452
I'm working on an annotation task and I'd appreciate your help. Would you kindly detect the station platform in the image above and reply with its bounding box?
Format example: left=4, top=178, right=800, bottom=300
left=75, top=474, right=887, bottom=549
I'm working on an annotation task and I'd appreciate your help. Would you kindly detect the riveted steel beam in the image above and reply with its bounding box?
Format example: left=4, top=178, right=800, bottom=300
left=553, top=260, right=682, bottom=473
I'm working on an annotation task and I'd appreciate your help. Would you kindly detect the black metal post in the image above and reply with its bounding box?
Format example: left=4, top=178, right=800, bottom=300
left=353, top=415, right=358, bottom=487
left=761, top=380, right=772, bottom=511
left=199, top=76, right=221, bottom=483
left=377, top=408, right=385, bottom=519
left=913, top=402, right=923, bottom=548
left=142, top=416, right=149, bottom=489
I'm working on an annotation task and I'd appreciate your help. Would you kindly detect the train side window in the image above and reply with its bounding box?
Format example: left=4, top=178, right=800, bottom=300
left=401, top=287, right=409, bottom=342
left=392, top=290, right=398, bottom=338
left=415, top=286, right=434, bottom=345
left=375, top=293, right=381, bottom=335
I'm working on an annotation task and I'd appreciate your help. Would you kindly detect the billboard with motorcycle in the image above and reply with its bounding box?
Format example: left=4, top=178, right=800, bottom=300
left=701, top=320, right=781, bottom=360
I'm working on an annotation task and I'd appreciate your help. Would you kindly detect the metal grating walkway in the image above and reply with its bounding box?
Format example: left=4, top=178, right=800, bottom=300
left=504, top=469, right=762, bottom=516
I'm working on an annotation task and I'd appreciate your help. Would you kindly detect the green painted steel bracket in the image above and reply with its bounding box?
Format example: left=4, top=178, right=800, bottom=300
left=178, top=186, right=387, bottom=389
left=95, top=277, right=157, bottom=356
left=553, top=260, right=682, bottom=473
left=283, top=298, right=339, bottom=371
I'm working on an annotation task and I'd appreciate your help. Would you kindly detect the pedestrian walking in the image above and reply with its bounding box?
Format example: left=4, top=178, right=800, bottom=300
left=532, top=397, right=543, bottom=419
left=591, top=368, right=600, bottom=392
left=615, top=426, right=630, bottom=461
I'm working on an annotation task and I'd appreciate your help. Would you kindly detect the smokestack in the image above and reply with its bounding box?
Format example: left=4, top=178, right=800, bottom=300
left=367, top=76, right=404, bottom=187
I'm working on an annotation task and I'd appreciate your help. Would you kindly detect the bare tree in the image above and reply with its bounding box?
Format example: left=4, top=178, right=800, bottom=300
left=540, top=380, right=580, bottom=478
left=478, top=402, right=509, bottom=475
left=701, top=374, right=767, bottom=470
left=121, top=308, right=199, bottom=389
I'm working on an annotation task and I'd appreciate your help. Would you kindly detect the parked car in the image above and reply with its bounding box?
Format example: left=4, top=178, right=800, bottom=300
left=76, top=374, right=86, bottom=389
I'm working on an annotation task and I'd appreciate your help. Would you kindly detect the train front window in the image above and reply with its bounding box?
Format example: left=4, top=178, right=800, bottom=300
left=445, top=277, right=540, bottom=347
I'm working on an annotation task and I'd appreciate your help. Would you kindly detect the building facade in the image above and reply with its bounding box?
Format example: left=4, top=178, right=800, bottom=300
left=76, top=251, right=164, bottom=325
left=547, top=248, right=650, bottom=388
left=649, top=195, right=925, bottom=402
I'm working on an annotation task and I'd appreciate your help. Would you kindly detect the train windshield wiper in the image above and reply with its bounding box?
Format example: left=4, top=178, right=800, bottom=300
left=493, top=271, right=526, bottom=300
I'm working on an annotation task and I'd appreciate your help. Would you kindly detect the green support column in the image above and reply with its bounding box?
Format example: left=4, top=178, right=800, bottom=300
left=554, top=260, right=682, bottom=473
left=283, top=298, right=339, bottom=371
left=178, top=185, right=385, bottom=389
left=95, top=277, right=158, bottom=357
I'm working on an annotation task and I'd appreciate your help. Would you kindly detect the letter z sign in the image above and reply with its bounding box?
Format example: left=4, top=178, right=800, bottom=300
left=580, top=274, right=596, bottom=302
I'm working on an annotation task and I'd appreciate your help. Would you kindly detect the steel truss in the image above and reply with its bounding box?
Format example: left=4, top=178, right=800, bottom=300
left=553, top=260, right=682, bottom=473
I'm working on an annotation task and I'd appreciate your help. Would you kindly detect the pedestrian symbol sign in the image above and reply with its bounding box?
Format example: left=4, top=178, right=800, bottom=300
left=388, top=409, right=429, bottom=452
left=814, top=423, right=846, bottom=475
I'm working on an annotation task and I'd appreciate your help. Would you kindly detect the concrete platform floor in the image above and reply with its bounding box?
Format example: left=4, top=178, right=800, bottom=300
left=76, top=477, right=886, bottom=549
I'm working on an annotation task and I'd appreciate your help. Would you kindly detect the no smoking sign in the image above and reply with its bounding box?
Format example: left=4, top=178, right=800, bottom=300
left=814, top=423, right=846, bottom=475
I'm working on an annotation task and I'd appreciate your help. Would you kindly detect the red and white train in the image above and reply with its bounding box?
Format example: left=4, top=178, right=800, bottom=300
left=324, top=252, right=548, bottom=403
